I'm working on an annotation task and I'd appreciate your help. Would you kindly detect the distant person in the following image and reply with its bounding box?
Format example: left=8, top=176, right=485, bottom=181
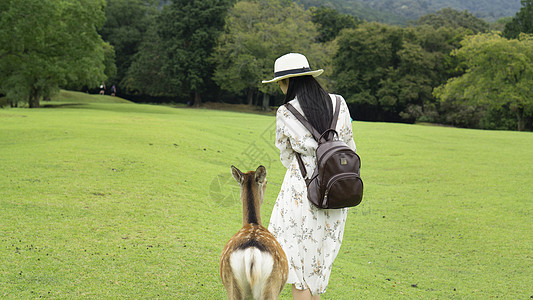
left=262, top=53, right=357, bottom=299
left=99, top=83, right=106, bottom=95
left=111, top=85, right=116, bottom=96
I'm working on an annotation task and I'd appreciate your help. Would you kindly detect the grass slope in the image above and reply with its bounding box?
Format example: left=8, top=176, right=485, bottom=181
left=0, top=91, right=531, bottom=298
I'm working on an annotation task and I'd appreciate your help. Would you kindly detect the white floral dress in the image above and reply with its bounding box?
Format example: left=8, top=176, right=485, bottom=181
left=268, top=94, right=357, bottom=295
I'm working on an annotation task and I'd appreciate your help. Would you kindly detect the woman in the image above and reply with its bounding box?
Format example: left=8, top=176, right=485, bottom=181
left=262, top=53, right=357, bottom=299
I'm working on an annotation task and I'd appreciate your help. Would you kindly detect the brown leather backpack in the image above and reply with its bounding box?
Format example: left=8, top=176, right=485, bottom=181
left=285, top=96, right=363, bottom=209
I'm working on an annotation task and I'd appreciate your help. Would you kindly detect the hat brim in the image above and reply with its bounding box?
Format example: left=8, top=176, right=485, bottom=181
left=262, top=69, right=323, bottom=84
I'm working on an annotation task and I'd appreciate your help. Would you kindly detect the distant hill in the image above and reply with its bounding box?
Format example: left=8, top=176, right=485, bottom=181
left=295, top=0, right=522, bottom=24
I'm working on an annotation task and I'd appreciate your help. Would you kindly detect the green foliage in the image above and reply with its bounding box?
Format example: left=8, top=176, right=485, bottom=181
left=1, top=98, right=532, bottom=298
left=413, top=8, right=489, bottom=34
left=158, top=0, right=233, bottom=105
left=99, top=0, right=158, bottom=88
left=333, top=22, right=469, bottom=122
left=296, top=0, right=522, bottom=24
left=102, top=42, right=118, bottom=82
left=212, top=0, right=332, bottom=105
left=295, top=0, right=408, bottom=24
left=310, top=6, right=359, bottom=43
left=0, top=0, right=107, bottom=108
left=503, top=0, right=533, bottom=38
left=490, top=16, right=513, bottom=32
left=434, top=32, right=533, bottom=130
left=122, top=20, right=175, bottom=97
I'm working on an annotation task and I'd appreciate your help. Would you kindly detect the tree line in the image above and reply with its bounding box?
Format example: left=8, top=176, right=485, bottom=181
left=1, top=0, right=532, bottom=130
left=296, top=0, right=523, bottom=24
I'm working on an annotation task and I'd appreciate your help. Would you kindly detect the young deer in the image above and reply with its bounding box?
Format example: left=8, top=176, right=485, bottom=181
left=220, top=165, right=288, bottom=300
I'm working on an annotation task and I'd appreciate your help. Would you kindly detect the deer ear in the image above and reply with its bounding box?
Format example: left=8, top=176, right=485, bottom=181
left=255, top=165, right=266, bottom=184
left=231, top=165, right=244, bottom=184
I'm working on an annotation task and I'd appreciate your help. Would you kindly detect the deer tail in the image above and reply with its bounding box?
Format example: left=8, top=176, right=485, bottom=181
left=230, top=247, right=274, bottom=299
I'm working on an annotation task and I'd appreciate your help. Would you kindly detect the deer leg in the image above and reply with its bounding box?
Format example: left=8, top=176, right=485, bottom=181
left=226, top=278, right=244, bottom=300
left=261, top=280, right=285, bottom=300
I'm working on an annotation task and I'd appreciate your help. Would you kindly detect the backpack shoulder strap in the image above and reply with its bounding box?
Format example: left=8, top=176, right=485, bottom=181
left=284, top=96, right=341, bottom=184
left=284, top=102, right=317, bottom=184
left=284, top=102, right=322, bottom=141
left=321, top=95, right=342, bottom=141
left=295, top=153, right=311, bottom=185
left=330, top=95, right=342, bottom=130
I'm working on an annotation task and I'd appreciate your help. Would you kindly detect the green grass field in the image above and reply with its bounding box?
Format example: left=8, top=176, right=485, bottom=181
left=1, top=91, right=531, bottom=298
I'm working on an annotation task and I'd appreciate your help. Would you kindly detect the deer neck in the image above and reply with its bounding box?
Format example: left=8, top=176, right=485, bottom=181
left=242, top=176, right=262, bottom=226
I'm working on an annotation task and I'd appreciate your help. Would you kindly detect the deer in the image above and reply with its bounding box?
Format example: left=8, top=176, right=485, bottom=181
left=220, top=165, right=289, bottom=300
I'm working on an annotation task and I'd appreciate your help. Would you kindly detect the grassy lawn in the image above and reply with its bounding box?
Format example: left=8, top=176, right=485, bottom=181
left=0, top=91, right=531, bottom=298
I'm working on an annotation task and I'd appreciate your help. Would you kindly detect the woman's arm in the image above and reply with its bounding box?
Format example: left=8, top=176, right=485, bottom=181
left=275, top=106, right=295, bottom=169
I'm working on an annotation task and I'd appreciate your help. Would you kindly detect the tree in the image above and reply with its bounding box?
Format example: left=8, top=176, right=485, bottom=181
left=310, top=6, right=359, bottom=43
left=158, top=0, right=233, bottom=106
left=0, top=0, right=107, bottom=108
left=333, top=22, right=470, bottom=123
left=212, top=0, right=331, bottom=109
left=333, top=23, right=405, bottom=121
left=102, top=42, right=118, bottom=84
left=434, top=33, right=533, bottom=131
left=123, top=18, right=176, bottom=97
left=99, top=0, right=158, bottom=90
left=294, top=0, right=407, bottom=25
left=413, top=8, right=489, bottom=34
left=491, top=16, right=513, bottom=32
left=503, top=0, right=533, bottom=39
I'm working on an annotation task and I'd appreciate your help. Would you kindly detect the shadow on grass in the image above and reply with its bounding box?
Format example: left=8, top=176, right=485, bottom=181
left=41, top=103, right=85, bottom=109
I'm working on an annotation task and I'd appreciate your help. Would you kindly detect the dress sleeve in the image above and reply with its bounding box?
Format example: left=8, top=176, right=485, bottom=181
left=275, top=106, right=295, bottom=169
left=338, top=95, right=357, bottom=153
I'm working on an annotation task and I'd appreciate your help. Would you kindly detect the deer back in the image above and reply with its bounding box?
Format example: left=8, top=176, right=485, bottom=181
left=220, top=166, right=288, bottom=299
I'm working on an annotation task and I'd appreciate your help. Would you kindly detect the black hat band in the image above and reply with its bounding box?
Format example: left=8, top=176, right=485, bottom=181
left=274, top=67, right=311, bottom=78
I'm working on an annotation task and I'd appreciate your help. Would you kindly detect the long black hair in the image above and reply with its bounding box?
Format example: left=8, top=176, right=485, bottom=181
left=284, top=75, right=332, bottom=134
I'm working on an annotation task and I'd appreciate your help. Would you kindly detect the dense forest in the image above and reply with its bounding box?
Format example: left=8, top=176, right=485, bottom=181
left=1, top=0, right=532, bottom=131
left=296, top=0, right=522, bottom=24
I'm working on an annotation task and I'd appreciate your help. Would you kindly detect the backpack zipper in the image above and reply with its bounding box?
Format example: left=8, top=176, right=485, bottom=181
left=323, top=172, right=360, bottom=203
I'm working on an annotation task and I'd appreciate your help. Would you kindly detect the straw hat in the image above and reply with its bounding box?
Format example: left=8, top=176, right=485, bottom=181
left=262, top=53, right=323, bottom=84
